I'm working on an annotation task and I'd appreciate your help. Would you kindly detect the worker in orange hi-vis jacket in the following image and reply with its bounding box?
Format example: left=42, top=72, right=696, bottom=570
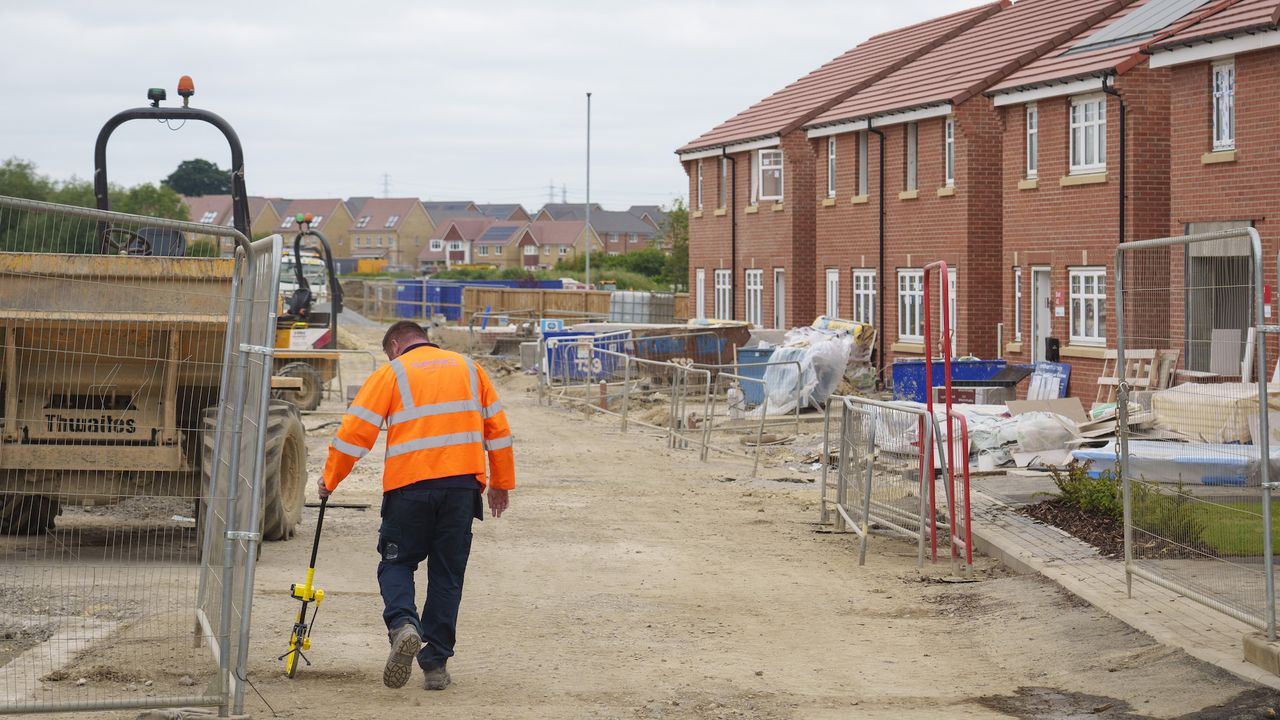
left=319, top=320, right=515, bottom=692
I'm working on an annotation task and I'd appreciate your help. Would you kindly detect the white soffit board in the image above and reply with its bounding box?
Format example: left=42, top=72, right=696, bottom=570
left=993, top=77, right=1106, bottom=106
left=1149, top=28, right=1280, bottom=67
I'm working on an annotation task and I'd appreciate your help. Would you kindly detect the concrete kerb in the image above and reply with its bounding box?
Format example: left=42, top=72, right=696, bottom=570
left=968, top=489, right=1280, bottom=691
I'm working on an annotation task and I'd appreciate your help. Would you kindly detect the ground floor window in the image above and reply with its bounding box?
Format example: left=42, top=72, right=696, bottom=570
left=1013, top=267, right=1022, bottom=341
left=745, top=269, right=763, bottom=326
left=898, top=269, right=923, bottom=341
left=714, top=269, right=732, bottom=320
left=1069, top=267, right=1106, bottom=345
left=853, top=269, right=876, bottom=325
left=825, top=269, right=840, bottom=317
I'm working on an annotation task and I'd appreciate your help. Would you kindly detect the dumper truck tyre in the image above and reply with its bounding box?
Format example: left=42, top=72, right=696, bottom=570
left=274, top=361, right=323, bottom=411
left=261, top=400, right=307, bottom=541
left=199, top=401, right=306, bottom=544
left=0, top=494, right=61, bottom=535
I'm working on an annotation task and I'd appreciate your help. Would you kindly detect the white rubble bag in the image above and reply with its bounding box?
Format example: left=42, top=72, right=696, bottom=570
left=755, top=329, right=853, bottom=414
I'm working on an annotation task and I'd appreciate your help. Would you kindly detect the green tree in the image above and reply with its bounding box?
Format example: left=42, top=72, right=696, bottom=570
left=0, top=158, right=189, bottom=253
left=162, top=158, right=231, bottom=196
left=662, top=198, right=688, bottom=291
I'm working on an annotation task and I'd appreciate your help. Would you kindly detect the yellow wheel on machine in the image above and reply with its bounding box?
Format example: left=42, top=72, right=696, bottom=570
left=285, top=634, right=302, bottom=678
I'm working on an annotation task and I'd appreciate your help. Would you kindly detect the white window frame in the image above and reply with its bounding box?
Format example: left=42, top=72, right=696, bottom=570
left=905, top=122, right=918, bottom=191
left=384, top=215, right=400, bottom=228
left=477, top=245, right=489, bottom=256
left=199, top=210, right=218, bottom=223
left=1013, top=267, right=1023, bottom=341
left=773, top=268, right=786, bottom=329
left=356, top=215, right=370, bottom=228
left=1069, top=267, right=1107, bottom=345
left=826, top=136, right=837, bottom=198
left=853, top=269, right=876, bottom=325
left=944, top=118, right=955, bottom=187
left=757, top=149, right=783, bottom=202
left=1212, top=58, right=1235, bottom=151
left=1025, top=104, right=1038, bottom=179
left=718, top=157, right=728, bottom=209
left=898, top=269, right=924, bottom=342
left=559, top=246, right=569, bottom=255
left=696, top=159, right=704, bottom=211
left=448, top=240, right=464, bottom=252
left=280, top=216, right=295, bottom=229
left=744, top=269, right=763, bottom=327
left=857, top=131, right=869, bottom=197
left=695, top=268, right=707, bottom=320
left=523, top=244, right=538, bottom=256
left=1069, top=94, right=1107, bottom=174
left=825, top=268, right=840, bottom=318
left=714, top=269, right=732, bottom=320
left=495, top=246, right=503, bottom=256
left=429, top=239, right=443, bottom=251
left=311, top=215, right=323, bottom=226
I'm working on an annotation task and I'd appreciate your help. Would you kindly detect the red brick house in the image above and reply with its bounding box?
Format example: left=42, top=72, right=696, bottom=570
left=677, top=2, right=1001, bottom=326
left=1147, top=0, right=1280, bottom=373
left=984, top=0, right=1221, bottom=400
left=802, top=0, right=1133, bottom=368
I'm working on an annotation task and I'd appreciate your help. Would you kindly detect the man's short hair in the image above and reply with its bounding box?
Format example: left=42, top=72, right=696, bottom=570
left=382, top=321, right=429, bottom=354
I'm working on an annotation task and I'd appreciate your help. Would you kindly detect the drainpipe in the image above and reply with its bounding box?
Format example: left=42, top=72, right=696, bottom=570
left=1103, top=74, right=1126, bottom=245
left=868, top=120, right=887, bottom=378
left=723, top=148, right=738, bottom=321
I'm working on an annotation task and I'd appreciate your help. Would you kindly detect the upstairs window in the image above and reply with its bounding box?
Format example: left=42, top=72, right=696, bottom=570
left=826, top=137, right=837, bottom=197
left=1026, top=104, right=1038, bottom=178
left=1069, top=94, right=1107, bottom=174
left=696, top=159, right=704, bottom=211
left=905, top=123, right=918, bottom=191
left=757, top=149, right=783, bottom=202
left=944, top=118, right=955, bottom=187
left=384, top=215, right=400, bottom=228
left=1212, top=59, right=1235, bottom=151
left=355, top=215, right=371, bottom=228
left=429, top=239, right=443, bottom=251
left=199, top=211, right=218, bottom=224
left=280, top=216, right=295, bottom=229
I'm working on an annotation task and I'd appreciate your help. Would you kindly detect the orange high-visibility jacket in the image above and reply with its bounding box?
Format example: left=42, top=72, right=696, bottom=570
left=322, top=344, right=515, bottom=493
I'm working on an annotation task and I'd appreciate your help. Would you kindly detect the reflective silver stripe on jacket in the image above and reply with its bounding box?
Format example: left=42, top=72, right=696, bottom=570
left=332, top=437, right=370, bottom=459
left=390, top=359, right=415, bottom=410
left=388, top=398, right=482, bottom=425
left=480, top=400, right=504, bottom=419
left=385, top=431, right=485, bottom=458
left=347, top=404, right=384, bottom=427
left=484, top=434, right=513, bottom=451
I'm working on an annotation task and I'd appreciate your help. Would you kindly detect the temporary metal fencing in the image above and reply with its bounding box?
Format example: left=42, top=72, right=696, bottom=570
left=1115, top=227, right=1276, bottom=637
left=0, top=195, right=279, bottom=715
left=537, top=331, right=807, bottom=472
left=818, top=396, right=953, bottom=567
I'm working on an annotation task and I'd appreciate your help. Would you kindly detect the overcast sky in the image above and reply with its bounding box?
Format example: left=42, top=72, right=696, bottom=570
left=1, top=0, right=980, bottom=212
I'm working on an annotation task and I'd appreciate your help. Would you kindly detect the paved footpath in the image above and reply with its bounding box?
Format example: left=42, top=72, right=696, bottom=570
left=968, top=481, right=1280, bottom=690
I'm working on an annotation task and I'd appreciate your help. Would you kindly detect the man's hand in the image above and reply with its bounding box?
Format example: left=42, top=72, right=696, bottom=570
left=317, top=476, right=332, bottom=499
left=487, top=488, right=509, bottom=518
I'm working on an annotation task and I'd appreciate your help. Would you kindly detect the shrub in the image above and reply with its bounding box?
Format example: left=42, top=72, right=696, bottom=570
left=186, top=238, right=219, bottom=257
left=1050, top=460, right=1123, bottom=521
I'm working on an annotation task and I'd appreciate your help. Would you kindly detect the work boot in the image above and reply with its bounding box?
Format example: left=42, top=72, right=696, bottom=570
left=383, top=624, right=421, bottom=689
left=421, top=662, right=451, bottom=691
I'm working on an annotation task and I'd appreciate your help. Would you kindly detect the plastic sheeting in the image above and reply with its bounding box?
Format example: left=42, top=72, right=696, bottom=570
left=756, top=328, right=853, bottom=414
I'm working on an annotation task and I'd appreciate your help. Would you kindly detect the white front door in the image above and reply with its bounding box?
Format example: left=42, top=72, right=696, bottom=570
left=695, top=269, right=706, bottom=320
left=773, top=269, right=786, bottom=329
left=1031, top=267, right=1052, bottom=362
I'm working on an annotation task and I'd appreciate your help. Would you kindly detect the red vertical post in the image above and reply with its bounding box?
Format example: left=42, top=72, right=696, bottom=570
left=923, top=261, right=953, bottom=563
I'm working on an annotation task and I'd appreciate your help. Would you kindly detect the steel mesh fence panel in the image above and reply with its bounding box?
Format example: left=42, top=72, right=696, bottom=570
left=0, top=195, right=270, bottom=715
left=819, top=396, right=946, bottom=567
left=1116, top=228, right=1276, bottom=636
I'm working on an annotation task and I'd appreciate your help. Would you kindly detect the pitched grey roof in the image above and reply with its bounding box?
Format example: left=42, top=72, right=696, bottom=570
left=628, top=205, right=669, bottom=228
left=421, top=201, right=484, bottom=224
left=539, top=203, right=602, bottom=220
left=346, top=196, right=373, bottom=216
left=476, top=203, right=526, bottom=220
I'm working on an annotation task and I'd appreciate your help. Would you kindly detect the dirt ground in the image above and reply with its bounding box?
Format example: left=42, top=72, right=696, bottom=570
left=10, top=324, right=1280, bottom=718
